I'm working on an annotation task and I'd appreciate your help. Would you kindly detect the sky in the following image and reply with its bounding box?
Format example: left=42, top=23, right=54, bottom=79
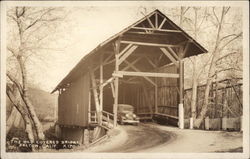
left=4, top=2, right=244, bottom=92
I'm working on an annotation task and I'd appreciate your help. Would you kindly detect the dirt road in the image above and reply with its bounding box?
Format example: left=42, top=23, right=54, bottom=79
left=101, top=124, right=175, bottom=152
left=84, top=123, right=242, bottom=153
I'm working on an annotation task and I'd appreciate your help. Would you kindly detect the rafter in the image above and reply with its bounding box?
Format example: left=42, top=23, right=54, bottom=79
left=146, top=17, right=155, bottom=29
left=121, top=57, right=142, bottom=71
left=159, top=18, right=167, bottom=29
left=121, top=40, right=180, bottom=48
left=160, top=48, right=179, bottom=67
left=118, top=43, right=133, bottom=58
left=131, top=27, right=181, bottom=33
left=117, top=71, right=179, bottom=78
left=166, top=46, right=180, bottom=60
left=118, top=45, right=138, bottom=65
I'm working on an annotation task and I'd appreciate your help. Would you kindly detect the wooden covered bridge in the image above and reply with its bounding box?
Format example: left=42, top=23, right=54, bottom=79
left=52, top=9, right=207, bottom=142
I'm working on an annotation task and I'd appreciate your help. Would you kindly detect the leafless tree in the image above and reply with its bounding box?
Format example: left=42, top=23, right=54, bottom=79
left=6, top=7, right=66, bottom=143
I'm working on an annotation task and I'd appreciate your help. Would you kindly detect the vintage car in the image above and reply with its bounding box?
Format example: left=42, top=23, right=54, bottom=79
left=117, top=104, right=140, bottom=125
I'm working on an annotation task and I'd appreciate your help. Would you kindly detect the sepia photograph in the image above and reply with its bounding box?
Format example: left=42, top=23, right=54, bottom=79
left=0, top=1, right=249, bottom=159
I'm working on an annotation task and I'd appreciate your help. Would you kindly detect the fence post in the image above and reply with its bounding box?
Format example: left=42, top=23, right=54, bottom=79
left=222, top=117, right=227, bottom=130
left=189, top=117, right=193, bottom=129
left=178, top=104, right=184, bottom=129
left=205, top=116, right=209, bottom=130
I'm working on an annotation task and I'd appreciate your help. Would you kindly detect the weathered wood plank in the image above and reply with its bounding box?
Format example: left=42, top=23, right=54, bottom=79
left=160, top=47, right=179, bottom=67
left=117, top=71, right=179, bottom=78
left=121, top=40, right=180, bottom=48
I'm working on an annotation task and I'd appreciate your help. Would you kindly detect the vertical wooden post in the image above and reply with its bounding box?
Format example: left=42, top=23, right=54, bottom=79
left=88, top=90, right=91, bottom=123
left=155, top=85, right=158, bottom=113
left=178, top=60, right=184, bottom=129
left=113, top=38, right=121, bottom=127
left=99, top=55, right=103, bottom=111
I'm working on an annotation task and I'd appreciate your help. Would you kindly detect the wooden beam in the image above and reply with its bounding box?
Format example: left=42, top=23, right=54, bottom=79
left=118, top=45, right=138, bottom=65
left=124, top=60, right=156, bottom=86
left=131, top=26, right=181, bottom=33
left=121, top=40, right=180, bottom=48
left=89, top=67, right=101, bottom=124
left=160, top=47, right=179, bottom=67
left=181, top=41, right=190, bottom=58
left=110, top=82, right=115, bottom=98
left=101, top=77, right=115, bottom=88
left=99, top=55, right=103, bottom=111
left=121, top=57, right=142, bottom=71
left=117, top=71, right=179, bottom=78
left=166, top=46, right=181, bottom=60
left=88, top=90, right=91, bottom=123
left=113, top=39, right=120, bottom=127
left=179, top=60, right=184, bottom=104
left=146, top=17, right=155, bottom=29
left=155, top=13, right=158, bottom=29
left=155, top=85, right=158, bottom=113
left=118, top=43, right=133, bottom=58
left=144, top=56, right=157, bottom=68
left=158, top=18, right=167, bottom=29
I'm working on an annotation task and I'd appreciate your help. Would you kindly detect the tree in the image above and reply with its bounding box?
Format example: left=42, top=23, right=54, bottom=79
left=193, top=7, right=242, bottom=128
left=6, top=7, right=65, bottom=142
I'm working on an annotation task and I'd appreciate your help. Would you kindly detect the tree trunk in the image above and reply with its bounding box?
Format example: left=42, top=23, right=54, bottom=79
left=17, top=57, right=45, bottom=140
left=191, top=57, right=198, bottom=120
left=6, top=106, right=19, bottom=134
left=6, top=84, right=35, bottom=143
left=194, top=78, right=213, bottom=128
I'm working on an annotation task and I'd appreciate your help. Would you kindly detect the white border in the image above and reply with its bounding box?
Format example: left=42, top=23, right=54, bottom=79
left=1, top=1, right=249, bottom=159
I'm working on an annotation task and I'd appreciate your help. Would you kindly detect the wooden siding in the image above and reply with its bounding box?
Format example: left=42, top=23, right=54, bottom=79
left=58, top=73, right=90, bottom=127
left=156, top=64, right=178, bottom=117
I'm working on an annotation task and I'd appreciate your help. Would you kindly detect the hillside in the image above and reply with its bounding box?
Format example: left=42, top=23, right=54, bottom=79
left=6, top=86, right=58, bottom=122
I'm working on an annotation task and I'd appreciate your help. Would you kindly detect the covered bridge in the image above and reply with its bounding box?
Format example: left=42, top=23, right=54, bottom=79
left=52, top=9, right=207, bottom=141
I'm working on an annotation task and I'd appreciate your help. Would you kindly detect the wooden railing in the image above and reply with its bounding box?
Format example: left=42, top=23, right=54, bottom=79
left=89, top=110, right=115, bottom=129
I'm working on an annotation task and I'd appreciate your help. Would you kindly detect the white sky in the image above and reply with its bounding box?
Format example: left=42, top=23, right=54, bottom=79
left=30, top=6, right=163, bottom=92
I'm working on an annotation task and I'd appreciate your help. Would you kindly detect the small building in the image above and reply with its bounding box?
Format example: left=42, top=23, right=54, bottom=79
left=52, top=9, right=207, bottom=143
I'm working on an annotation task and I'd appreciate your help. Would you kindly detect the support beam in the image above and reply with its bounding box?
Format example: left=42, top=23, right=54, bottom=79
left=178, top=60, right=184, bottom=129
left=155, top=13, right=158, bottom=29
left=101, top=77, right=115, bottom=88
left=166, top=46, right=180, bottom=60
left=146, top=17, right=155, bottom=28
left=113, top=39, right=121, bottom=127
left=131, top=26, right=181, bottom=33
left=155, top=85, right=158, bottom=113
left=89, top=67, right=101, bottom=125
left=144, top=56, right=157, bottom=68
left=110, top=82, right=115, bottom=98
left=117, top=70, right=179, bottom=78
left=124, top=60, right=156, bottom=86
left=158, top=18, right=167, bottom=29
left=160, top=48, right=179, bottom=67
left=121, top=57, right=142, bottom=71
left=99, top=55, right=103, bottom=111
left=181, top=41, right=190, bottom=58
left=118, top=45, right=138, bottom=65
left=121, top=40, right=180, bottom=48
left=118, top=43, right=133, bottom=58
